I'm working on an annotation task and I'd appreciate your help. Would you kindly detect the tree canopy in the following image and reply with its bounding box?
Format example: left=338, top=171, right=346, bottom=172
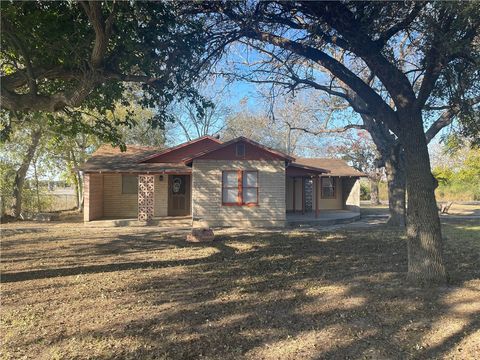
left=0, top=1, right=212, bottom=140
left=190, top=1, right=480, bottom=284
left=196, top=1, right=480, bottom=142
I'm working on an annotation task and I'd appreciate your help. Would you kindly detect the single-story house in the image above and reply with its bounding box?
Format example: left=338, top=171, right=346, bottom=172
left=82, top=136, right=365, bottom=227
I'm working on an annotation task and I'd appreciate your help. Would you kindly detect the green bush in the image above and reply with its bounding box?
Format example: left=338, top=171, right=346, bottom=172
left=0, top=162, right=15, bottom=216
left=0, top=161, right=54, bottom=216
left=21, top=186, right=54, bottom=214
left=436, top=182, right=480, bottom=201
left=433, top=149, right=480, bottom=202
left=360, top=182, right=370, bottom=200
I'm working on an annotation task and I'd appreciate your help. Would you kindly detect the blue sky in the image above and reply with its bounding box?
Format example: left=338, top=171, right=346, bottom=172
left=167, top=39, right=452, bottom=153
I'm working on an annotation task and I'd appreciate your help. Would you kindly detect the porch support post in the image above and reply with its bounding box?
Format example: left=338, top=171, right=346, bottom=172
left=315, top=175, right=320, bottom=218
left=292, top=177, right=296, bottom=213
left=138, top=174, right=155, bottom=221
left=301, top=176, right=305, bottom=215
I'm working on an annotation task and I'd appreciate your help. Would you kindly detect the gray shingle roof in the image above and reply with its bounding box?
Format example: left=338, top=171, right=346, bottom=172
left=293, top=158, right=366, bottom=177
left=81, top=145, right=191, bottom=173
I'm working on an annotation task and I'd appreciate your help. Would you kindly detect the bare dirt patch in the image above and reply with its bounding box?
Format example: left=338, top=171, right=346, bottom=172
left=1, top=218, right=479, bottom=359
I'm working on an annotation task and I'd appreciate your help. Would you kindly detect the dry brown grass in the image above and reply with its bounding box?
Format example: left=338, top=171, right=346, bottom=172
left=361, top=203, right=480, bottom=217
left=1, top=216, right=479, bottom=359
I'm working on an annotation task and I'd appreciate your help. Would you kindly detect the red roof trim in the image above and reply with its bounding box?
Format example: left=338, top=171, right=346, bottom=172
left=182, top=136, right=295, bottom=164
left=138, top=136, right=222, bottom=163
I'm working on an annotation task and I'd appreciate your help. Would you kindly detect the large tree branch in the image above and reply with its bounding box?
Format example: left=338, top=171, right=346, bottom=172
left=292, top=77, right=372, bottom=116
left=260, top=10, right=352, bottom=51
left=80, top=1, right=111, bottom=68
left=415, top=44, right=445, bottom=110
left=222, top=38, right=374, bottom=116
left=2, top=67, right=82, bottom=91
left=1, top=19, right=37, bottom=94
left=374, top=3, right=426, bottom=48
left=239, top=28, right=399, bottom=132
left=288, top=123, right=366, bottom=136
left=299, top=2, right=417, bottom=110
left=424, top=95, right=480, bottom=143
left=424, top=108, right=457, bottom=144
left=0, top=69, right=169, bottom=112
left=0, top=2, right=117, bottom=112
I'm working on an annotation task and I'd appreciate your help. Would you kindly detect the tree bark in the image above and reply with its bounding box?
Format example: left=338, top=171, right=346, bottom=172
left=358, top=114, right=406, bottom=227
left=74, top=171, right=84, bottom=212
left=369, top=178, right=381, bottom=205
left=69, top=149, right=84, bottom=212
left=11, top=129, right=42, bottom=218
left=400, top=112, right=446, bottom=285
left=33, top=157, right=41, bottom=212
left=384, top=145, right=406, bottom=226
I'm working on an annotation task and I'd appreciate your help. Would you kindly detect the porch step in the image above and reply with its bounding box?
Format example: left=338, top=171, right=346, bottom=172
left=85, top=216, right=192, bottom=228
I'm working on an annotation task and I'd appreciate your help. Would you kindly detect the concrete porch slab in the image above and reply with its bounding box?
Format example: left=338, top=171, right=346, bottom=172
left=85, top=215, right=192, bottom=228
left=287, top=210, right=360, bottom=227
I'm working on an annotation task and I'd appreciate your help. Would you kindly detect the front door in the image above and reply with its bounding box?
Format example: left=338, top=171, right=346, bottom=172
left=168, top=175, right=191, bottom=216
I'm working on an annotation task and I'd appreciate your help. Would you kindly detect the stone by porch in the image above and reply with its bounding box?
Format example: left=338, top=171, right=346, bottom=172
left=287, top=210, right=360, bottom=226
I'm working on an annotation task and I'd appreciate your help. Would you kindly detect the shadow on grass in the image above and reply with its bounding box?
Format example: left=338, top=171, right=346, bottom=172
left=3, top=222, right=479, bottom=359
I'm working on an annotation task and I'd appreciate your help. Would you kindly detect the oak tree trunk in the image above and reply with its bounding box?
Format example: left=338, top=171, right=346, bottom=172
left=369, top=179, right=381, bottom=205
left=360, top=114, right=406, bottom=227
left=11, top=129, right=42, bottom=218
left=384, top=145, right=406, bottom=226
left=33, top=158, right=41, bottom=212
left=69, top=149, right=84, bottom=212
left=400, top=112, right=446, bottom=285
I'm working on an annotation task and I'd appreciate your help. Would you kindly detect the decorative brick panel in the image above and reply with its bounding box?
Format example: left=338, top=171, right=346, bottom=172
left=305, top=178, right=313, bottom=211
left=138, top=175, right=155, bottom=221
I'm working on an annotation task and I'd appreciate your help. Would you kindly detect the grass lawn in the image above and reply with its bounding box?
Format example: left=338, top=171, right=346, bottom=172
left=1, top=217, right=479, bottom=359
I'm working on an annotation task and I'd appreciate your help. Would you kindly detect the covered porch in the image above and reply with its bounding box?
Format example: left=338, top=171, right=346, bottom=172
left=84, top=172, right=192, bottom=223
left=285, top=162, right=361, bottom=220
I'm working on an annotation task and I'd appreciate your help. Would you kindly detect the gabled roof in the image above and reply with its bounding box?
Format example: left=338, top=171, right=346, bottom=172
left=81, top=144, right=191, bottom=173
left=183, top=136, right=295, bottom=164
left=80, top=137, right=365, bottom=177
left=293, top=158, right=366, bottom=177
left=140, top=136, right=222, bottom=163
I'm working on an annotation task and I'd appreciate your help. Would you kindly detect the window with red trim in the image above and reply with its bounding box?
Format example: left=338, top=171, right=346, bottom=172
left=222, top=170, right=258, bottom=205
